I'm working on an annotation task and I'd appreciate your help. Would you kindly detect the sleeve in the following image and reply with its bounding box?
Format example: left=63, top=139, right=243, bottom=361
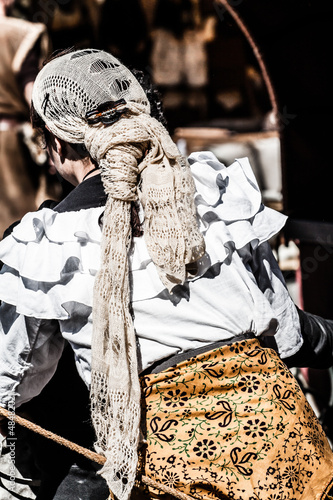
left=283, top=307, right=333, bottom=369
left=0, top=301, right=65, bottom=410
left=0, top=206, right=103, bottom=410
left=249, top=241, right=333, bottom=367
left=247, top=240, right=303, bottom=359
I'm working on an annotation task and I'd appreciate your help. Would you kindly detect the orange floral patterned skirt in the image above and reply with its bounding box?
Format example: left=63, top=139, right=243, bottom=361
left=138, top=338, right=333, bottom=500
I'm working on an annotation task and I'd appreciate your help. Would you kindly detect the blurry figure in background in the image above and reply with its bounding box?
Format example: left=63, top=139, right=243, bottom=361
left=98, top=0, right=151, bottom=71
left=150, top=0, right=216, bottom=130
left=31, top=0, right=101, bottom=52
left=0, top=0, right=54, bottom=238
left=8, top=0, right=34, bottom=19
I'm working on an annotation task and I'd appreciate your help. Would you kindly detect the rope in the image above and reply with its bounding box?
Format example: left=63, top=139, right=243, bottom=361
left=0, top=407, right=194, bottom=500
left=0, top=407, right=105, bottom=464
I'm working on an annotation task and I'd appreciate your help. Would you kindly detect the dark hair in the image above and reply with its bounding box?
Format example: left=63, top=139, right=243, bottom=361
left=30, top=104, right=90, bottom=159
left=30, top=100, right=46, bottom=134
left=129, top=67, right=168, bottom=128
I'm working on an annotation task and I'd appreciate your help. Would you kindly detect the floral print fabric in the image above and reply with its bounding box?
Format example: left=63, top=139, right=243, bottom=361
left=140, top=339, right=333, bottom=500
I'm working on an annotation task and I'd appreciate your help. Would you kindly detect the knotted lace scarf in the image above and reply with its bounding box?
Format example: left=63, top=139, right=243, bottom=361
left=32, top=63, right=205, bottom=496
left=82, top=102, right=205, bottom=500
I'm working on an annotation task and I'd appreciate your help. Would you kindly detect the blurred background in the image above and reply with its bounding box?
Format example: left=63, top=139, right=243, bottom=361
left=4, top=0, right=332, bottom=312
left=1, top=0, right=333, bottom=498
left=1, top=0, right=282, bottom=229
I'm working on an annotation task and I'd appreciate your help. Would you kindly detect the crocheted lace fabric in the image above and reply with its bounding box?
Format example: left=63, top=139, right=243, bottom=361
left=32, top=49, right=205, bottom=500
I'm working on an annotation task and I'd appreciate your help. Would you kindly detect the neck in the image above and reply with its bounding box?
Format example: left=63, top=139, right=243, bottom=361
left=80, top=165, right=100, bottom=183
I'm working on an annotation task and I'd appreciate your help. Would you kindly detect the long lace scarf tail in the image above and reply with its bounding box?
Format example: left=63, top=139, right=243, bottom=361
left=90, top=195, right=141, bottom=500
left=90, top=370, right=141, bottom=500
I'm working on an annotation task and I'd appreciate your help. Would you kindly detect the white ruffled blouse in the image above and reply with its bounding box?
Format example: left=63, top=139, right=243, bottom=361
left=0, top=152, right=302, bottom=409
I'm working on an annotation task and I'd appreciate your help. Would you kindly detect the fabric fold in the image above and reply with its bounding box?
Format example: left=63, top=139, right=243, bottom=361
left=0, top=206, right=104, bottom=319
left=0, top=153, right=287, bottom=310
left=130, top=151, right=287, bottom=302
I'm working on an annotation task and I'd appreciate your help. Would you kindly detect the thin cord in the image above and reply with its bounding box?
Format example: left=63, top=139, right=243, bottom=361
left=0, top=407, right=195, bottom=500
left=82, top=166, right=100, bottom=182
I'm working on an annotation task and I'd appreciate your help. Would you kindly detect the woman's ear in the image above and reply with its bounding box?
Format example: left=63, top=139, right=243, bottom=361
left=48, top=134, right=67, bottom=163
left=45, top=131, right=68, bottom=165
left=53, top=137, right=65, bottom=158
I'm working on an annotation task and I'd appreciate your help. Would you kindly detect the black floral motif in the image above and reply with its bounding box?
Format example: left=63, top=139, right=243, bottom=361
left=193, top=439, right=218, bottom=459
left=190, top=485, right=199, bottom=497
left=276, top=422, right=286, bottom=432
left=245, top=347, right=268, bottom=365
left=205, top=400, right=233, bottom=427
left=305, top=430, right=324, bottom=451
left=221, top=432, right=233, bottom=441
left=282, top=465, right=298, bottom=483
left=149, top=416, right=178, bottom=442
left=244, top=419, right=268, bottom=438
left=162, top=470, right=181, bottom=488
left=229, top=341, right=246, bottom=354
left=238, top=375, right=260, bottom=393
left=273, top=384, right=296, bottom=411
left=230, top=447, right=257, bottom=476
left=262, top=442, right=272, bottom=452
left=182, top=408, right=192, bottom=418
left=202, top=361, right=224, bottom=378
left=230, top=364, right=240, bottom=375
left=164, top=389, right=188, bottom=407
left=143, top=338, right=333, bottom=500
left=148, top=461, right=156, bottom=472
left=206, top=484, right=227, bottom=498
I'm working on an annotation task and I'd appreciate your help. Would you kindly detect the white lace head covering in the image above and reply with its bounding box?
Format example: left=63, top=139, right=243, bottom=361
left=32, top=48, right=205, bottom=500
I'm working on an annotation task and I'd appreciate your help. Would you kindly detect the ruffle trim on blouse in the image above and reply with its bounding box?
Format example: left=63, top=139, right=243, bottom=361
left=0, top=206, right=104, bottom=319
left=130, top=152, right=287, bottom=302
left=0, top=152, right=287, bottom=313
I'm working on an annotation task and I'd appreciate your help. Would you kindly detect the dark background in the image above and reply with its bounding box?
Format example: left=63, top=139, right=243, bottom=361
left=230, top=0, right=333, bottom=317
